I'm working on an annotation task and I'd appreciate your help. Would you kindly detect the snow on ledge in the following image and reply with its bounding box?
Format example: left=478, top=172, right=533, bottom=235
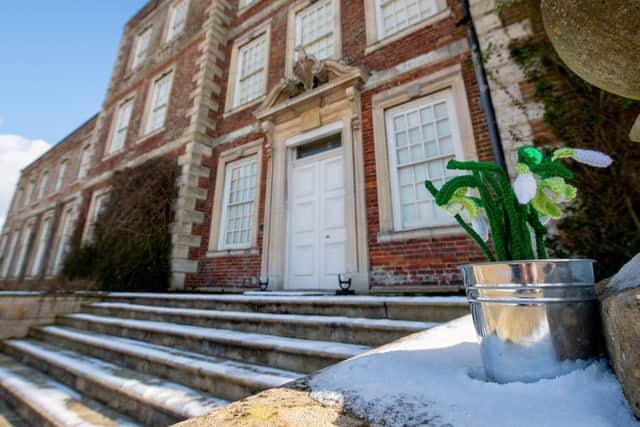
left=310, top=315, right=638, bottom=427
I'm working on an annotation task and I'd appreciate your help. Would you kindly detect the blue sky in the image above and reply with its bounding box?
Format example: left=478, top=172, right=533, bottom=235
left=0, top=1, right=148, bottom=143
left=0, top=2, right=148, bottom=227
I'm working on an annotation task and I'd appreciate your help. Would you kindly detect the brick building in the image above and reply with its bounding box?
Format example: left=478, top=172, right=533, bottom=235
left=0, top=0, right=543, bottom=293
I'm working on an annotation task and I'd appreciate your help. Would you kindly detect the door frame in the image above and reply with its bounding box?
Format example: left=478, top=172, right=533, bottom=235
left=284, top=132, right=345, bottom=290
left=258, top=107, right=370, bottom=293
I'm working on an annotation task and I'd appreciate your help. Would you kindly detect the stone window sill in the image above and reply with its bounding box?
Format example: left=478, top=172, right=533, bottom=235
left=377, top=224, right=465, bottom=243
left=207, top=247, right=259, bottom=258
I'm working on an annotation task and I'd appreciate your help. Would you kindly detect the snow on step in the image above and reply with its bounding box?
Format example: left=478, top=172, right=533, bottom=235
left=41, top=326, right=301, bottom=389
left=0, top=355, right=141, bottom=427
left=90, top=302, right=440, bottom=331
left=67, top=313, right=370, bottom=359
left=100, top=292, right=468, bottom=305
left=4, top=340, right=227, bottom=419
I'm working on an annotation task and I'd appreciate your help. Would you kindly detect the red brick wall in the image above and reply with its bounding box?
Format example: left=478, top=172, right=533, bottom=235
left=187, top=0, right=497, bottom=289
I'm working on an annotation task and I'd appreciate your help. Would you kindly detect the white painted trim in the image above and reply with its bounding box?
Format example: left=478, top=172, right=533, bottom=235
left=285, top=120, right=344, bottom=147
left=217, top=155, right=259, bottom=251
left=385, top=89, right=462, bottom=231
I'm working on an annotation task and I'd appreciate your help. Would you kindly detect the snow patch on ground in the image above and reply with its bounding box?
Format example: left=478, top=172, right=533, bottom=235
left=310, top=316, right=638, bottom=427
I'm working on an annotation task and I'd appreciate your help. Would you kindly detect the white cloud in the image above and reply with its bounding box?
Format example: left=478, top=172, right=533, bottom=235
left=0, top=135, right=52, bottom=229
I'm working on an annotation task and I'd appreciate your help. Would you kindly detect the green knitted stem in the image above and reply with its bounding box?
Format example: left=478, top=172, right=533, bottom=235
left=473, top=171, right=508, bottom=260
left=528, top=209, right=549, bottom=259
left=454, top=214, right=495, bottom=261
left=531, top=161, right=574, bottom=179
left=519, top=206, right=535, bottom=259
left=447, top=159, right=509, bottom=181
left=426, top=179, right=495, bottom=261
left=434, top=175, right=481, bottom=206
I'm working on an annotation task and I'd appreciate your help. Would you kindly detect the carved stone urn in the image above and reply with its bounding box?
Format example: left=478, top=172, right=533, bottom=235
left=540, top=0, right=640, bottom=140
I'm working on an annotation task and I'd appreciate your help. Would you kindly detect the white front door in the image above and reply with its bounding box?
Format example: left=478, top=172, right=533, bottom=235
left=287, top=146, right=346, bottom=290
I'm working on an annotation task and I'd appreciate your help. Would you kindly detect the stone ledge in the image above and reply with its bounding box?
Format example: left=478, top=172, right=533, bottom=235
left=172, top=384, right=367, bottom=427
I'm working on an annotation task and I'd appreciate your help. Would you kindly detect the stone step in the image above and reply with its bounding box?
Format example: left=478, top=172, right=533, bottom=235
left=30, top=325, right=301, bottom=402
left=98, top=293, right=469, bottom=322
left=84, top=302, right=439, bottom=346
left=59, top=313, right=370, bottom=374
left=0, top=340, right=227, bottom=426
left=0, top=354, right=141, bottom=427
left=0, top=396, right=26, bottom=427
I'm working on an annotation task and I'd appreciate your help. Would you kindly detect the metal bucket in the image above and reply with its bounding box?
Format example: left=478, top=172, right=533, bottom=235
left=461, top=259, right=600, bottom=383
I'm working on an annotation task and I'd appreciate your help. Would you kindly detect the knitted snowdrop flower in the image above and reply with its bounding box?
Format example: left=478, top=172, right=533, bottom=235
left=444, top=187, right=479, bottom=219
left=531, top=177, right=577, bottom=219
left=513, top=163, right=537, bottom=204
left=552, top=148, right=613, bottom=167
left=471, top=214, right=489, bottom=242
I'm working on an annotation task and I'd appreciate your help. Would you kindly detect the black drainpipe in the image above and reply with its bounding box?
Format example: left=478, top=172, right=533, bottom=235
left=458, top=0, right=509, bottom=174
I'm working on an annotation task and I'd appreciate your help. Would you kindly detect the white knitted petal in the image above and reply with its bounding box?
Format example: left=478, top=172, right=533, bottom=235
left=472, top=216, right=489, bottom=242
left=513, top=173, right=537, bottom=204
left=573, top=149, right=613, bottom=167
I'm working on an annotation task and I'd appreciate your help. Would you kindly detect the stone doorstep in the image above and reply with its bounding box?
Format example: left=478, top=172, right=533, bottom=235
left=96, top=293, right=470, bottom=322
left=81, top=302, right=439, bottom=347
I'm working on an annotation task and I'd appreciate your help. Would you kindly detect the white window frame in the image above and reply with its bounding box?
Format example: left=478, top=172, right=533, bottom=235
left=37, top=170, right=49, bottom=200
left=55, top=159, right=68, bottom=192
left=165, top=0, right=189, bottom=42
left=285, top=0, right=341, bottom=77
left=29, top=214, right=53, bottom=277
left=386, top=90, right=463, bottom=231
left=144, top=70, right=174, bottom=135
left=233, top=35, right=268, bottom=108
left=12, top=187, right=23, bottom=212
left=0, top=230, right=20, bottom=278
left=372, top=66, right=478, bottom=241
left=77, top=145, right=92, bottom=180
left=24, top=178, right=35, bottom=206
left=294, top=0, right=338, bottom=62
left=224, top=22, right=271, bottom=114
left=208, top=140, right=263, bottom=255
left=12, top=222, right=34, bottom=278
left=218, top=155, right=259, bottom=250
left=50, top=208, right=75, bottom=276
left=107, top=98, right=134, bottom=155
left=131, top=26, right=153, bottom=69
left=0, top=234, right=9, bottom=275
left=363, top=0, right=448, bottom=52
left=82, top=190, right=110, bottom=243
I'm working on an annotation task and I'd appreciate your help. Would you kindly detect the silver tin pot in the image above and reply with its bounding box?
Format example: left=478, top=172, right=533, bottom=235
left=460, top=259, right=600, bottom=383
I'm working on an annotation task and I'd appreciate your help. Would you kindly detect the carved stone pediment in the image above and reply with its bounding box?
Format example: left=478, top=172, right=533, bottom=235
left=255, top=56, right=368, bottom=120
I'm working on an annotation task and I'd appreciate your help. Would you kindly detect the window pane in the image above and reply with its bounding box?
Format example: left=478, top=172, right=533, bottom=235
left=380, top=0, right=438, bottom=38
left=236, top=35, right=266, bottom=106
left=387, top=92, right=460, bottom=229
left=146, top=74, right=171, bottom=134
left=221, top=157, right=258, bottom=248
